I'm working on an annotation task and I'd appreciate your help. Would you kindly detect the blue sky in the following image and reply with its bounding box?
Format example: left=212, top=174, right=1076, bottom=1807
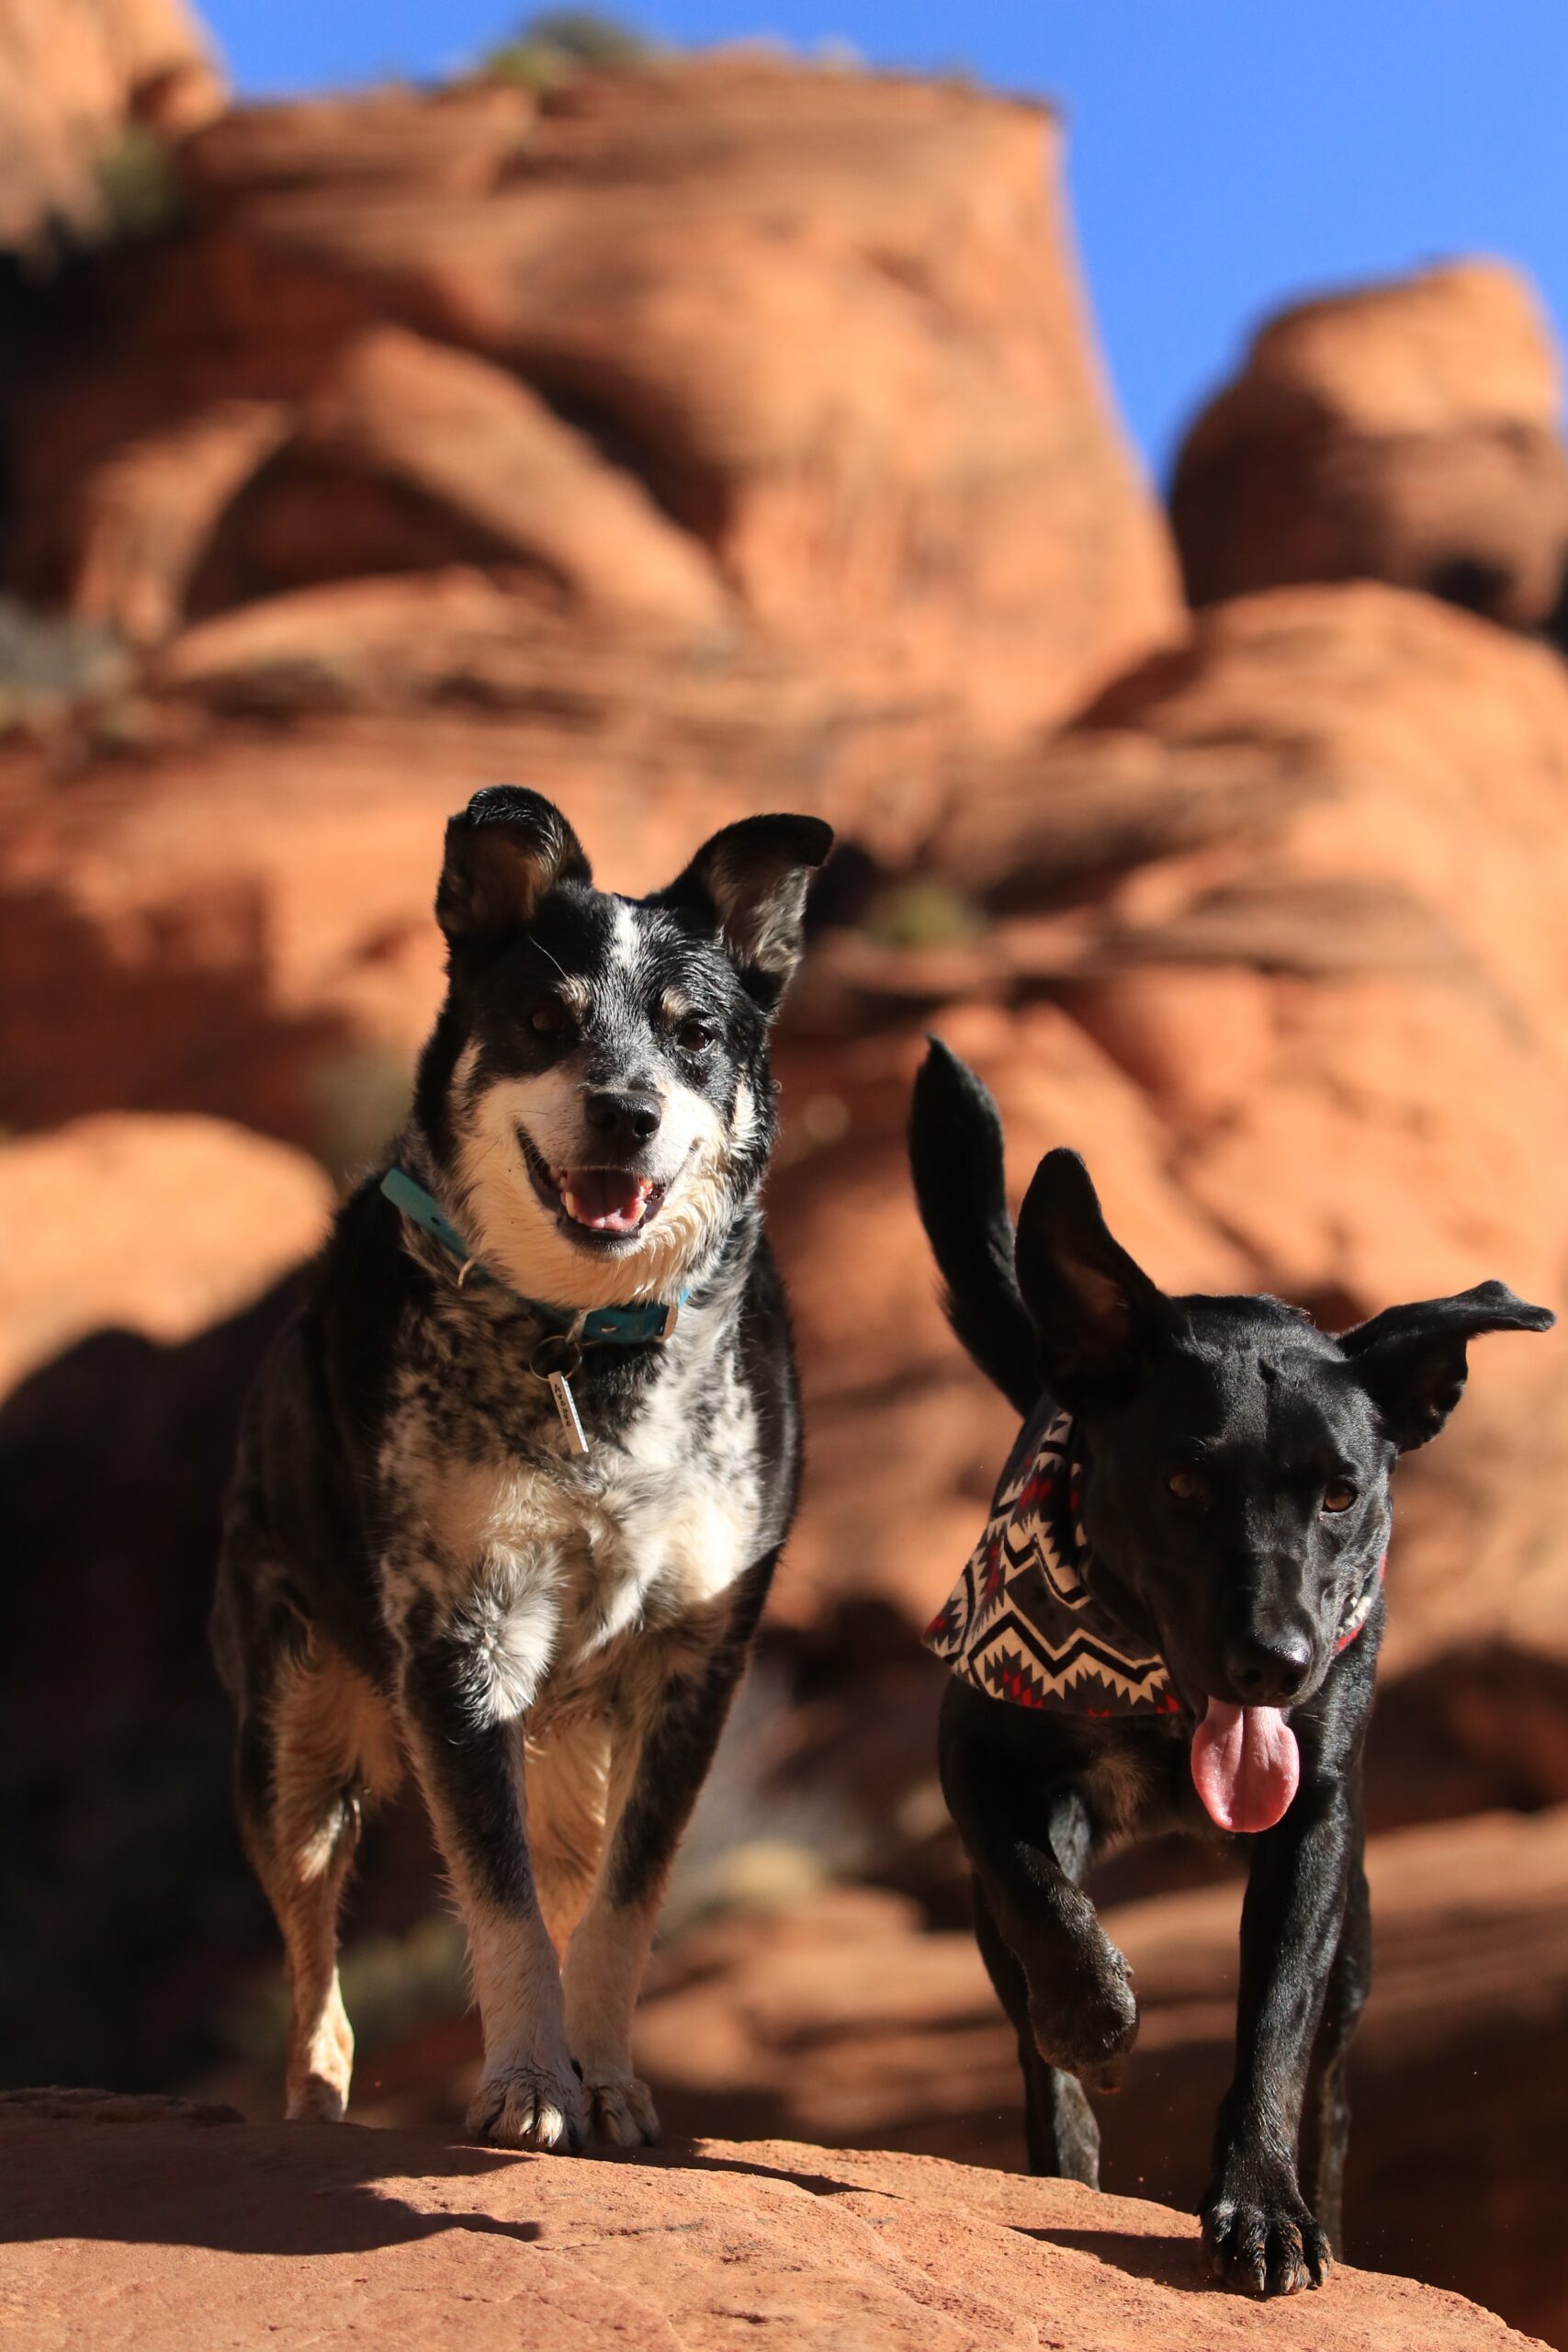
left=199, top=3, right=1568, bottom=481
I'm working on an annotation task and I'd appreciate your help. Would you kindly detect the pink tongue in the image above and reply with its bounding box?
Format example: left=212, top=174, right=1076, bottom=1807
left=1190, top=1699, right=1300, bottom=1833
left=561, top=1169, right=648, bottom=1233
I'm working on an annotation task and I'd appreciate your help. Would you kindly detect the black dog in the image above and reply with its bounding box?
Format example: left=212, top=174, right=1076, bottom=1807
left=908, top=1039, right=1552, bottom=2297
left=212, top=786, right=830, bottom=2151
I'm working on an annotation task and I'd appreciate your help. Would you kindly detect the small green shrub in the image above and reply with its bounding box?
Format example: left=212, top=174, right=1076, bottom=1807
left=93, top=124, right=186, bottom=248
left=308, top=1044, right=417, bottom=1189
left=859, top=876, right=985, bottom=951
left=484, top=8, right=656, bottom=89
left=0, top=597, right=133, bottom=738
left=219, top=1916, right=468, bottom=2071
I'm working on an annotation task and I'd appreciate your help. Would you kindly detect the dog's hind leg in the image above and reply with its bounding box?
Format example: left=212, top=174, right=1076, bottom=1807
left=235, top=1640, right=395, bottom=2122
left=973, top=1875, right=1101, bottom=2184
left=1301, top=1825, right=1371, bottom=2254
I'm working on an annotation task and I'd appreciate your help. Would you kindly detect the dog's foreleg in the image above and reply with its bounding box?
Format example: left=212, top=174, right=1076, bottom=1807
left=562, top=1578, right=772, bottom=2147
left=400, top=1602, right=585, bottom=2154
left=1202, top=1781, right=1355, bottom=2298
left=940, top=1727, right=1136, bottom=2135
left=972, top=1874, right=1102, bottom=2183
left=1300, top=1811, right=1371, bottom=2255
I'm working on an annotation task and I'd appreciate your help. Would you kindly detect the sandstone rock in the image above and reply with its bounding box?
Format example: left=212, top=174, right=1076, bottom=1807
left=71, top=400, right=293, bottom=647
left=0, top=1111, right=331, bottom=1394
left=7, top=61, right=1178, bottom=731
left=176, top=82, right=536, bottom=203
left=1172, top=261, right=1568, bottom=629
left=78, top=331, right=728, bottom=642
left=0, top=0, right=222, bottom=253
left=0, top=2105, right=1541, bottom=2349
left=285, top=327, right=728, bottom=628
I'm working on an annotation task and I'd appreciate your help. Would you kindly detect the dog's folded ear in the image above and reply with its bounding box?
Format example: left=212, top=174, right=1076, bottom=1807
left=1338, top=1280, right=1555, bottom=1452
left=660, top=814, right=834, bottom=1006
left=1014, top=1148, right=1181, bottom=1405
left=436, top=786, right=592, bottom=953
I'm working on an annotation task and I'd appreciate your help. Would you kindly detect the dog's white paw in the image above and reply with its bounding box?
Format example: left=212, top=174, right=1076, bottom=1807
left=286, top=2074, right=348, bottom=2122
left=468, top=2055, right=588, bottom=2154
left=584, top=2068, right=660, bottom=2148
left=285, top=1994, right=354, bottom=2121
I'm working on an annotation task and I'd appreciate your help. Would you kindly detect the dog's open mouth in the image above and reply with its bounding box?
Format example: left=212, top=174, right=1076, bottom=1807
left=520, top=1133, right=666, bottom=1240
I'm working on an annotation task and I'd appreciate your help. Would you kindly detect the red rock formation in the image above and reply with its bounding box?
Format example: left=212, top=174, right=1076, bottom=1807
left=0, top=1111, right=330, bottom=1392
left=0, top=2102, right=1544, bottom=2349
left=0, top=0, right=221, bottom=251
left=1172, top=261, right=1568, bottom=631
left=4, top=61, right=1178, bottom=736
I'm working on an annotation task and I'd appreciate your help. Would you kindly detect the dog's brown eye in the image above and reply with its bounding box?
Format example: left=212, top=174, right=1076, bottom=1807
left=1168, top=1468, right=1205, bottom=1503
left=1322, top=1481, right=1358, bottom=1514
left=530, top=1003, right=563, bottom=1035
left=676, top=1020, right=713, bottom=1052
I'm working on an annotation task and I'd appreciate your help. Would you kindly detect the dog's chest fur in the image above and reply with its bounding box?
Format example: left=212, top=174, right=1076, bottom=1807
left=376, top=1280, right=766, bottom=1724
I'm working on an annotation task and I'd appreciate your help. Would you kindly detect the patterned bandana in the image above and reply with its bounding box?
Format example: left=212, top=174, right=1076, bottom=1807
left=924, top=1398, right=1383, bottom=1716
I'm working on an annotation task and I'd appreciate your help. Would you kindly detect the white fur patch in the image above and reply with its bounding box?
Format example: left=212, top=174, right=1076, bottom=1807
left=609, top=898, right=640, bottom=973
left=452, top=1064, right=737, bottom=1312
left=451, top=1563, right=560, bottom=1725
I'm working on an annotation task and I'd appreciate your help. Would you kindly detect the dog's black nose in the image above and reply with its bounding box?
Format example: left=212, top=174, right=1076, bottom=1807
left=1224, top=1630, right=1313, bottom=1705
left=584, top=1089, right=662, bottom=1153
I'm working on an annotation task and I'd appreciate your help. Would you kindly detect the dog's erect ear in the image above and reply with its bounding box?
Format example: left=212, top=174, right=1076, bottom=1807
left=660, top=813, right=834, bottom=1006
left=1013, top=1149, right=1179, bottom=1405
left=1338, top=1280, right=1555, bottom=1452
left=436, top=786, right=592, bottom=953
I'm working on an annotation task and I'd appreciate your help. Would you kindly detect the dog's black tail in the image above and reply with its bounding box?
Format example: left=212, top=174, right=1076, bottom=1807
left=908, top=1038, right=1039, bottom=1419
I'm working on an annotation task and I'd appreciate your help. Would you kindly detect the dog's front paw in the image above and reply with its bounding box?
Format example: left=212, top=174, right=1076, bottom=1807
left=1027, top=1942, right=1139, bottom=2091
left=583, top=2068, right=660, bottom=2149
left=468, top=2054, right=588, bottom=2154
left=1202, top=2177, right=1332, bottom=2298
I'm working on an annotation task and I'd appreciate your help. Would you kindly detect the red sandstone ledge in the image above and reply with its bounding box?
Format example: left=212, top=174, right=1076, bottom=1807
left=0, top=2092, right=1546, bottom=2351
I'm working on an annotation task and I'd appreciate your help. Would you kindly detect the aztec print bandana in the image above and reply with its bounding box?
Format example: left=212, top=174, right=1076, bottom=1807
left=924, top=1397, right=1383, bottom=1716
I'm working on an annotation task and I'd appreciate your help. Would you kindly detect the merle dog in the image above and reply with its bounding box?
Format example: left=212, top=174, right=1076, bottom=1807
left=908, top=1039, right=1552, bottom=2297
left=212, top=786, right=831, bottom=2152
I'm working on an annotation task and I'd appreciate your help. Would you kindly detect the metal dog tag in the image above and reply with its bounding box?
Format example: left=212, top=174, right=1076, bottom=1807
left=547, top=1370, right=588, bottom=1454
left=532, top=1335, right=589, bottom=1456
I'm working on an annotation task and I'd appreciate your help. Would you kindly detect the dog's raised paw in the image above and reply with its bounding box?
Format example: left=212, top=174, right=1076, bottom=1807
left=467, top=2060, right=588, bottom=2154
left=584, top=2070, right=661, bottom=2148
left=1202, top=2188, right=1332, bottom=2299
left=1026, top=1945, right=1139, bottom=2088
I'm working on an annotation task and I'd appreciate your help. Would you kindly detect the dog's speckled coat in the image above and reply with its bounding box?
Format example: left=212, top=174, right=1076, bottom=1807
left=212, top=789, right=831, bottom=2151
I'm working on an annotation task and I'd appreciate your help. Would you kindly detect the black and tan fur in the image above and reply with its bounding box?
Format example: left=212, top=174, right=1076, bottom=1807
left=212, top=787, right=831, bottom=2151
